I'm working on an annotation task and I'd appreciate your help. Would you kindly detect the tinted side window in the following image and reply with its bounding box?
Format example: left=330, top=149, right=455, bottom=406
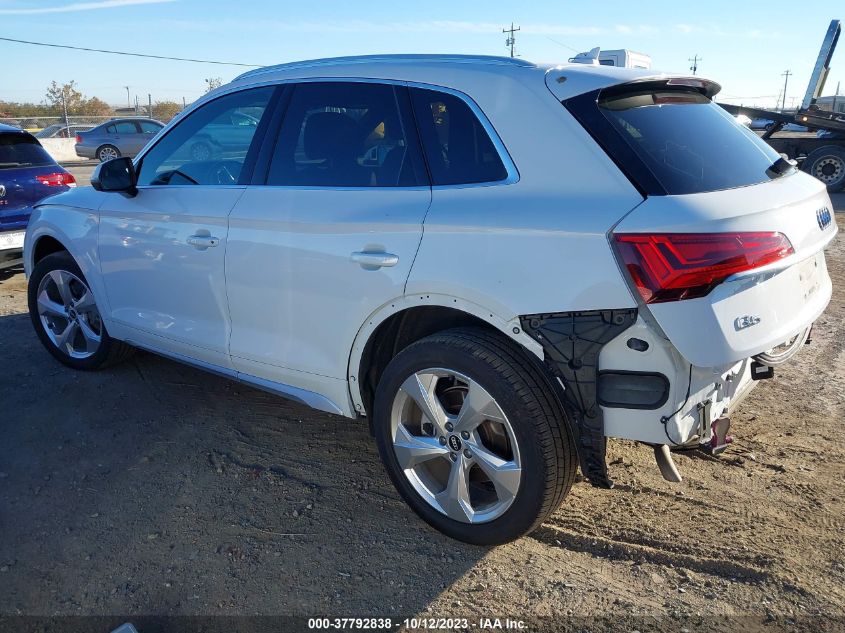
left=267, top=82, right=422, bottom=187
left=105, top=124, right=116, bottom=134
left=114, top=121, right=139, bottom=134
left=139, top=121, right=162, bottom=134
left=409, top=88, right=508, bottom=186
left=137, top=86, right=274, bottom=186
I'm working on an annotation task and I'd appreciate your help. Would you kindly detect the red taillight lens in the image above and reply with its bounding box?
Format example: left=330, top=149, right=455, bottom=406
left=75, top=134, right=82, bottom=143
left=614, top=232, right=794, bottom=304
left=35, top=172, right=77, bottom=188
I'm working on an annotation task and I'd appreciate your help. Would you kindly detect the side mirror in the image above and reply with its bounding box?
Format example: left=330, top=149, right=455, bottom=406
left=91, top=156, right=137, bottom=196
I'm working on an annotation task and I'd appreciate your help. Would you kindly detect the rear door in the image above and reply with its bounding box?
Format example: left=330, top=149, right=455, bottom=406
left=226, top=81, right=430, bottom=391
left=97, top=86, right=278, bottom=368
left=564, top=81, right=837, bottom=367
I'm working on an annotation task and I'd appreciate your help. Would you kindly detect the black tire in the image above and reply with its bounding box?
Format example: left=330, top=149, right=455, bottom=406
left=373, top=327, right=577, bottom=545
left=97, top=144, right=120, bottom=163
left=28, top=251, right=133, bottom=371
left=803, top=146, right=845, bottom=192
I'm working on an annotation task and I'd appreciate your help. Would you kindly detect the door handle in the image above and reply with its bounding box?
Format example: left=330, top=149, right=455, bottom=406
left=187, top=234, right=220, bottom=250
left=350, top=251, right=399, bottom=269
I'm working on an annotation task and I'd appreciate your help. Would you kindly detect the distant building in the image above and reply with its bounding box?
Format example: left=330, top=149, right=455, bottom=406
left=113, top=106, right=149, bottom=117
left=815, top=95, right=845, bottom=113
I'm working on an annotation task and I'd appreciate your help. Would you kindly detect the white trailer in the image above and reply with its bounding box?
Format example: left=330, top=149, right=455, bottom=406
left=569, top=47, right=652, bottom=69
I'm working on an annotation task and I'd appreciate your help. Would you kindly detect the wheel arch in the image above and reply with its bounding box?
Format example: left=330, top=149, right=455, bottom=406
left=348, top=293, right=545, bottom=417
left=30, top=234, right=68, bottom=268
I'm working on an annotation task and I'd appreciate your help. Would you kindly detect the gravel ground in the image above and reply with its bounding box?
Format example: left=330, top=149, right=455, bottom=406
left=0, top=170, right=843, bottom=632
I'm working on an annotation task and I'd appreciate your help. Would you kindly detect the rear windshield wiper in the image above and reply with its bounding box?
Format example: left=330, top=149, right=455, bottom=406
left=766, top=156, right=797, bottom=179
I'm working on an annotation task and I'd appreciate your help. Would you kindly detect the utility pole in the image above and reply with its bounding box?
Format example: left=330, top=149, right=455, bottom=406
left=61, top=87, right=69, bottom=127
left=781, top=69, right=792, bottom=113
left=688, top=54, right=701, bottom=75
left=833, top=80, right=841, bottom=113
left=124, top=85, right=130, bottom=109
left=148, top=93, right=152, bottom=119
left=503, top=22, right=520, bottom=58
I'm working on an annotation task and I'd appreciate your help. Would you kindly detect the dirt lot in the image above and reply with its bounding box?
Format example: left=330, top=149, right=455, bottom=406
left=1, top=172, right=843, bottom=631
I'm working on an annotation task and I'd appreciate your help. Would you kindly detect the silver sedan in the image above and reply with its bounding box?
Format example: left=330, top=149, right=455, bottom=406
left=74, top=118, right=164, bottom=162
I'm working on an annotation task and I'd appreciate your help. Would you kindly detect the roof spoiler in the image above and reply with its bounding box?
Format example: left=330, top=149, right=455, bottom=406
left=600, top=76, right=722, bottom=100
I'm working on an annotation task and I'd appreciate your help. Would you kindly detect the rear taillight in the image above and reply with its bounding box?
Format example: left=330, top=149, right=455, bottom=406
left=35, top=172, right=77, bottom=188
left=75, top=134, right=82, bottom=143
left=614, top=232, right=794, bottom=304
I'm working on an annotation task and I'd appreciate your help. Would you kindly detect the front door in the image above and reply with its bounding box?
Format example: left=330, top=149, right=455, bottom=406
left=97, top=86, right=277, bottom=368
left=226, top=81, right=431, bottom=396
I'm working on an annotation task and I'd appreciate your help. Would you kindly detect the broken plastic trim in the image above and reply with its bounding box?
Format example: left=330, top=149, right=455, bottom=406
left=520, top=309, right=637, bottom=489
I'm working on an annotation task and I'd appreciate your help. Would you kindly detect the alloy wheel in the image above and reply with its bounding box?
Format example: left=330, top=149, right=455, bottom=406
left=99, top=146, right=118, bottom=162
left=389, top=368, right=522, bottom=524
left=36, top=270, right=103, bottom=359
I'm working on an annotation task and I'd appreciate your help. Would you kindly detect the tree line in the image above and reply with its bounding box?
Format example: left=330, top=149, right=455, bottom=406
left=0, top=78, right=223, bottom=123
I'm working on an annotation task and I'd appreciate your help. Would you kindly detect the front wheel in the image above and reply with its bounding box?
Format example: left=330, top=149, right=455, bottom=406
left=373, top=328, right=577, bottom=545
left=28, top=252, right=133, bottom=370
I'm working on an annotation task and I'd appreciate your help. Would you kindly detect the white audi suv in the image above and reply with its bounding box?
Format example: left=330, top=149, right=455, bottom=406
left=23, top=55, right=837, bottom=544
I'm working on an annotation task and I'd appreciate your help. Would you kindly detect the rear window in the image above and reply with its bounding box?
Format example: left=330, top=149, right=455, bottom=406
left=0, top=133, right=55, bottom=169
left=567, top=87, right=786, bottom=195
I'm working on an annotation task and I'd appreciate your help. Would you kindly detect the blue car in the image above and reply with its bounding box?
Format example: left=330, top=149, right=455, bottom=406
left=0, top=124, right=75, bottom=269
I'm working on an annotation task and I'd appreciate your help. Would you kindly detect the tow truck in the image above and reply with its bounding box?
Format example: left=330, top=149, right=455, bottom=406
left=721, top=19, right=845, bottom=192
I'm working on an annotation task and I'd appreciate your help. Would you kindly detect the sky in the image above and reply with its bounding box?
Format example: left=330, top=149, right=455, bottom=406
left=0, top=0, right=842, bottom=109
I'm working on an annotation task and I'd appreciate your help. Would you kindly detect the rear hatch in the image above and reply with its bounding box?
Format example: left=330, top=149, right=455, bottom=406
left=0, top=130, right=73, bottom=231
left=561, top=77, right=837, bottom=367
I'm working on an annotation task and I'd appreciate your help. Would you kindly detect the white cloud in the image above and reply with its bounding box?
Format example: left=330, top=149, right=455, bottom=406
left=0, top=0, right=175, bottom=15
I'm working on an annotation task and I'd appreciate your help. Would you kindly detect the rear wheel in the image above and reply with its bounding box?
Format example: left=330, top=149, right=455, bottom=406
left=803, top=146, right=845, bottom=192
left=97, top=144, right=120, bottom=162
left=28, top=252, right=133, bottom=370
left=373, top=327, right=577, bottom=545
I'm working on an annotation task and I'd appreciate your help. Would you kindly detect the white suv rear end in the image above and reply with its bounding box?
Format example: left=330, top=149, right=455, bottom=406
left=23, top=55, right=836, bottom=544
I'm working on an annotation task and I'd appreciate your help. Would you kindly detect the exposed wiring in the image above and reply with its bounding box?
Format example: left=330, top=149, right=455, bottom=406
left=660, top=364, right=693, bottom=446
left=0, top=36, right=262, bottom=67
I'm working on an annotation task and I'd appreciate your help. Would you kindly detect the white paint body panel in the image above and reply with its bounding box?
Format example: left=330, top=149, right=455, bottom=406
left=97, top=185, right=244, bottom=368
left=226, top=186, right=430, bottom=407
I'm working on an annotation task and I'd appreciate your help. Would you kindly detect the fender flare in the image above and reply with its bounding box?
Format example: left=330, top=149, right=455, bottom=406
left=345, top=292, right=545, bottom=415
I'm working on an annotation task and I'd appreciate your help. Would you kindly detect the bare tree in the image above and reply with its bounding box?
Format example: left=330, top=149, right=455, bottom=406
left=204, top=77, right=223, bottom=94
left=45, top=80, right=83, bottom=113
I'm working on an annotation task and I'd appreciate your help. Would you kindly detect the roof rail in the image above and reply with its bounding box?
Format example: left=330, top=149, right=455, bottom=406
left=234, top=53, right=535, bottom=82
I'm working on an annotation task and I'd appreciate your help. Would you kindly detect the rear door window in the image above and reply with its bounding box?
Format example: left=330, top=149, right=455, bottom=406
left=568, top=87, right=785, bottom=195
left=266, top=81, right=424, bottom=187
left=0, top=133, right=55, bottom=168
left=409, top=87, right=508, bottom=186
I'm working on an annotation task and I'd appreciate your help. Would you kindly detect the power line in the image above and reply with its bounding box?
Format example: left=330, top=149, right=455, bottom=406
left=543, top=35, right=581, bottom=54
left=0, top=36, right=262, bottom=67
